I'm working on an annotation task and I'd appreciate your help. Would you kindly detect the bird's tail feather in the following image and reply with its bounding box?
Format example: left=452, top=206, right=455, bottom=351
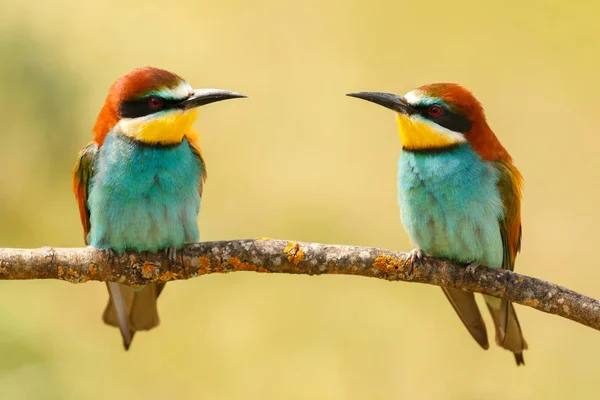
left=130, top=283, right=162, bottom=330
left=441, top=287, right=489, bottom=349
left=103, top=282, right=165, bottom=350
left=484, top=296, right=527, bottom=365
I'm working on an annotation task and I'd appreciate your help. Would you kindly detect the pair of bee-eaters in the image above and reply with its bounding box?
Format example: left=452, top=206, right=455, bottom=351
left=72, top=67, right=527, bottom=364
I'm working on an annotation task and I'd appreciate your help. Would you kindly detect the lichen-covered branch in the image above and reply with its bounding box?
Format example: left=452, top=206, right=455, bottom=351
left=0, top=239, right=598, bottom=332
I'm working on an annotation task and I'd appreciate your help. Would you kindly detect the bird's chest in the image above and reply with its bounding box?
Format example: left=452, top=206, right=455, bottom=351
left=397, top=146, right=504, bottom=267
left=87, top=133, right=203, bottom=252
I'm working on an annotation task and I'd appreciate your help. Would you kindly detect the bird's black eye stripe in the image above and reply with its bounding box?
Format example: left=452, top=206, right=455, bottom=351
left=413, top=104, right=472, bottom=133
left=119, top=97, right=184, bottom=118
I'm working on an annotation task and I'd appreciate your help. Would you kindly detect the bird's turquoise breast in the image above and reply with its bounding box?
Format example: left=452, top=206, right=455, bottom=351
left=87, top=132, right=203, bottom=253
left=397, top=144, right=505, bottom=268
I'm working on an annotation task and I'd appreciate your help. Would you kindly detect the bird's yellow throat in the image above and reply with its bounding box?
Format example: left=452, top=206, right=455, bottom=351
left=119, top=109, right=199, bottom=145
left=396, top=113, right=465, bottom=151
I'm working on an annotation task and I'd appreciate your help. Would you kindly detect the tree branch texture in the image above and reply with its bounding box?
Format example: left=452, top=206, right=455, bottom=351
left=0, top=239, right=598, bottom=332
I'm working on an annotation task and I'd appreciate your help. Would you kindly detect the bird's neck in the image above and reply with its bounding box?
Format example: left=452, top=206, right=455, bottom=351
left=465, top=120, right=512, bottom=162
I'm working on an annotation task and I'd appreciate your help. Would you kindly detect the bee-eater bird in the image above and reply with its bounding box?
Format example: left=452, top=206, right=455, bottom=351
left=72, top=67, right=245, bottom=349
left=348, top=83, right=527, bottom=364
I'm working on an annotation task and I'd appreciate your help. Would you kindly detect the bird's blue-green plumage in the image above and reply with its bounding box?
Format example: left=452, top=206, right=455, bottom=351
left=398, top=143, right=505, bottom=269
left=87, top=131, right=203, bottom=252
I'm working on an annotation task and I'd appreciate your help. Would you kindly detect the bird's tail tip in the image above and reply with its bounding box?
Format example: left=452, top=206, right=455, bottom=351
left=514, top=352, right=525, bottom=366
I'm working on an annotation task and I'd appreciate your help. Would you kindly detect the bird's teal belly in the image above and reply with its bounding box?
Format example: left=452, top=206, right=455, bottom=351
left=87, top=132, right=203, bottom=253
left=397, top=145, right=504, bottom=268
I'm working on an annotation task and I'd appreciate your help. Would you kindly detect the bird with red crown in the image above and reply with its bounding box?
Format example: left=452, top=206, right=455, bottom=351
left=73, top=67, right=245, bottom=349
left=348, top=84, right=527, bottom=364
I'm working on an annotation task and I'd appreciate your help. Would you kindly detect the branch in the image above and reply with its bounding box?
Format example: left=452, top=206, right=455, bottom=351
left=0, top=239, right=598, bottom=332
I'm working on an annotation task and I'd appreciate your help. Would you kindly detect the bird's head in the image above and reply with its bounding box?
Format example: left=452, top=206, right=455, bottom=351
left=93, top=67, right=245, bottom=146
left=348, top=83, right=509, bottom=160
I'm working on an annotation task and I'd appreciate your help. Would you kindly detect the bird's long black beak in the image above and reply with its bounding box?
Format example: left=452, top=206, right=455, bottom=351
left=346, top=92, right=414, bottom=114
left=178, top=89, right=246, bottom=110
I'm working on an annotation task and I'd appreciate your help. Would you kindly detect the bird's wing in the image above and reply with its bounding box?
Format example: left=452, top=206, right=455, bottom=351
left=488, top=160, right=527, bottom=363
left=72, top=141, right=99, bottom=243
left=494, top=160, right=523, bottom=271
left=185, top=132, right=207, bottom=197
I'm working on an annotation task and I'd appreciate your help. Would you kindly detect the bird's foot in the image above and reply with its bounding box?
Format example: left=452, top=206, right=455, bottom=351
left=404, top=248, right=424, bottom=275
left=466, top=262, right=482, bottom=276
left=104, top=248, right=117, bottom=264
left=165, top=246, right=178, bottom=267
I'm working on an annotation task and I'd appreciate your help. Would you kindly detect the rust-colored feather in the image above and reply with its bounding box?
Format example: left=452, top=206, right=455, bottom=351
left=495, top=160, right=523, bottom=270
left=418, top=83, right=512, bottom=161
left=93, top=67, right=184, bottom=146
left=72, top=141, right=98, bottom=243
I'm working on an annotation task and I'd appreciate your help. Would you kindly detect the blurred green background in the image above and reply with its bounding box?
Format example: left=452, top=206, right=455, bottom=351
left=0, top=0, right=599, bottom=398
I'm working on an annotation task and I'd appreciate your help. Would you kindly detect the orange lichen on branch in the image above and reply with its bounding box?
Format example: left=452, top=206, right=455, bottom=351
left=372, top=254, right=403, bottom=273
left=159, top=271, right=184, bottom=282
left=284, top=241, right=305, bottom=265
left=238, top=261, right=260, bottom=272
left=227, top=257, right=264, bottom=272
left=227, top=257, right=242, bottom=269
left=58, top=266, right=91, bottom=283
left=283, top=242, right=295, bottom=255
left=198, top=256, right=210, bottom=274
left=141, top=263, right=157, bottom=279
left=88, top=263, right=97, bottom=275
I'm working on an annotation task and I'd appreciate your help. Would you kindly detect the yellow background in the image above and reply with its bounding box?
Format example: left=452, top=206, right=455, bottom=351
left=0, top=0, right=599, bottom=398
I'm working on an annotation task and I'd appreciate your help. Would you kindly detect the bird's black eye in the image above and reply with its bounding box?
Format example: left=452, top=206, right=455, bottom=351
left=120, top=96, right=178, bottom=118
left=428, top=105, right=444, bottom=117
left=148, top=97, right=163, bottom=108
